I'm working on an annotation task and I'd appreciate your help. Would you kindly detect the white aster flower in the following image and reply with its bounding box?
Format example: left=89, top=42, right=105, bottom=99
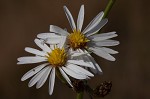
left=37, top=5, right=119, bottom=74
left=56, top=5, right=119, bottom=60
left=17, top=37, right=94, bottom=95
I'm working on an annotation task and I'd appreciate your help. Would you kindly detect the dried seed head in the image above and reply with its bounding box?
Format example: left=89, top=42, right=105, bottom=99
left=72, top=79, right=85, bottom=92
left=93, top=81, right=112, bottom=97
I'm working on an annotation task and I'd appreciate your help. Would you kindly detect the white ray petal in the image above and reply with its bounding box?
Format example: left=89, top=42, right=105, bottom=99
left=89, top=68, right=98, bottom=74
left=46, top=38, right=61, bottom=44
left=36, top=67, right=52, bottom=89
left=50, top=45, right=55, bottom=50
left=80, top=56, right=96, bottom=69
left=49, top=68, right=55, bottom=95
left=89, top=47, right=115, bottom=61
left=28, top=67, right=49, bottom=87
left=77, top=49, right=95, bottom=69
left=17, top=56, right=45, bottom=61
left=25, top=47, right=46, bottom=56
left=95, top=31, right=116, bottom=36
left=67, top=64, right=94, bottom=77
left=62, top=66, right=87, bottom=79
left=67, top=60, right=93, bottom=68
left=58, top=36, right=67, bottom=49
left=59, top=68, right=73, bottom=87
left=100, top=47, right=118, bottom=54
left=63, top=6, right=76, bottom=31
left=83, top=50, right=102, bottom=74
left=67, top=48, right=77, bottom=54
left=17, top=56, right=47, bottom=64
left=95, top=40, right=120, bottom=47
left=21, top=63, right=48, bottom=81
left=37, top=33, right=61, bottom=45
left=71, top=52, right=88, bottom=57
left=83, top=11, right=104, bottom=34
left=86, top=19, right=108, bottom=37
left=89, top=57, right=102, bottom=74
left=34, top=39, right=51, bottom=52
left=69, top=49, right=88, bottom=57
left=37, top=33, right=60, bottom=39
left=50, top=25, right=69, bottom=36
left=77, top=5, right=84, bottom=31
left=89, top=32, right=117, bottom=41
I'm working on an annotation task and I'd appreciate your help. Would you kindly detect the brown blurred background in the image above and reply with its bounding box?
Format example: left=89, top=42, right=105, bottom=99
left=0, top=0, right=150, bottom=99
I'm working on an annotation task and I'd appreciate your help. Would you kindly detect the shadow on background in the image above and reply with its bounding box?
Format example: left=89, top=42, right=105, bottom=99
left=0, top=0, right=149, bottom=99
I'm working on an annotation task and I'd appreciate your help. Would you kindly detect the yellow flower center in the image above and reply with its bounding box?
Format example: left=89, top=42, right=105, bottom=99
left=68, top=30, right=90, bottom=50
left=47, top=47, right=67, bottom=67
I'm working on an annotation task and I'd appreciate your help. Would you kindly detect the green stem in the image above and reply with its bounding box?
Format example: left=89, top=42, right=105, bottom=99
left=103, top=0, right=116, bottom=18
left=98, top=0, right=116, bottom=34
left=76, top=92, right=84, bottom=99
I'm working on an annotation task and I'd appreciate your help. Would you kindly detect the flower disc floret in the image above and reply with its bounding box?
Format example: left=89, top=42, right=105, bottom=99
left=68, top=30, right=89, bottom=50
left=47, top=48, right=67, bottom=67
